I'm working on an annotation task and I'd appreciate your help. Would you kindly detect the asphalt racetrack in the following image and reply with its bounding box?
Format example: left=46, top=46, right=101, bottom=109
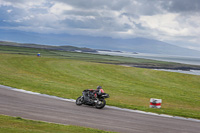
left=0, top=85, right=200, bottom=133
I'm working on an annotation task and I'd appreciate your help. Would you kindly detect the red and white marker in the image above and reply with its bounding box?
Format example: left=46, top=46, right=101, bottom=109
left=150, top=98, right=162, bottom=108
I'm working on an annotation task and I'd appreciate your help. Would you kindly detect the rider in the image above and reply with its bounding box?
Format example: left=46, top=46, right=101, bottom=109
left=94, top=86, right=104, bottom=97
left=86, top=86, right=104, bottom=99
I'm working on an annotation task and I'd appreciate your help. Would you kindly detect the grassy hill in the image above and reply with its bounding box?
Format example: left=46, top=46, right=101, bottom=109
left=1, top=44, right=200, bottom=70
left=0, top=41, right=97, bottom=52
left=0, top=45, right=200, bottom=119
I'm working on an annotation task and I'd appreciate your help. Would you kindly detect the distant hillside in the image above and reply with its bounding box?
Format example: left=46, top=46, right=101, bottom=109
left=111, top=38, right=200, bottom=57
left=1, top=29, right=200, bottom=57
left=0, top=41, right=97, bottom=53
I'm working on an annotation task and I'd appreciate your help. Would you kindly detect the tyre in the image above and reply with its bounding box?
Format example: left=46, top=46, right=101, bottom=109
left=76, top=96, right=83, bottom=106
left=95, top=99, right=106, bottom=109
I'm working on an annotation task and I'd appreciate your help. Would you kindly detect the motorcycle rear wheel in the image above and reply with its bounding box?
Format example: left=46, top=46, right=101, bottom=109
left=95, top=99, right=106, bottom=109
left=76, top=96, right=83, bottom=106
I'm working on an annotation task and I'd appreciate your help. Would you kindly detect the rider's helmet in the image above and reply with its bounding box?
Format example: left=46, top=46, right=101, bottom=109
left=97, top=86, right=102, bottom=90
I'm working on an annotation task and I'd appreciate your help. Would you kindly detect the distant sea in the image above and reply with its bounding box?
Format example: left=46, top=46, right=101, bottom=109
left=97, top=51, right=200, bottom=75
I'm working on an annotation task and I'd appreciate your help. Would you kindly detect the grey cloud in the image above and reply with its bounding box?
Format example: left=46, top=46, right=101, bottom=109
left=62, top=18, right=102, bottom=29
left=161, top=0, right=200, bottom=13
left=55, top=0, right=132, bottom=10
left=62, top=15, right=132, bottom=32
left=63, top=10, right=100, bottom=17
left=55, top=0, right=165, bottom=16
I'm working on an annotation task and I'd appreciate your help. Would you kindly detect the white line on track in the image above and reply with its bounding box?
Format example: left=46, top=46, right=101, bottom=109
left=1, top=84, right=199, bottom=123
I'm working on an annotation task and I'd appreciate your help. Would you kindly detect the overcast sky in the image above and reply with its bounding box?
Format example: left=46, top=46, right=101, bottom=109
left=0, top=0, right=200, bottom=50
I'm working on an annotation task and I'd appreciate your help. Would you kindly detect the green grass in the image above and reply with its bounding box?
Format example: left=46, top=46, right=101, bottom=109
left=0, top=45, right=186, bottom=66
left=0, top=115, right=115, bottom=133
left=0, top=52, right=200, bottom=119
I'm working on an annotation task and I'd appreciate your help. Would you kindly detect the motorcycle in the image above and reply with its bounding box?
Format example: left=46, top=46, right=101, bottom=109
left=76, top=89, right=109, bottom=109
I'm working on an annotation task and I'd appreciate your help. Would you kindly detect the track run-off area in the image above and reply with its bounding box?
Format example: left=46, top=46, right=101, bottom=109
left=0, top=85, right=200, bottom=133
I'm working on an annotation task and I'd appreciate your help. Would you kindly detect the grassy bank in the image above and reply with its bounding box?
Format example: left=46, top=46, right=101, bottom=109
left=0, top=115, right=114, bottom=133
left=0, top=52, right=199, bottom=119
left=1, top=45, right=200, bottom=69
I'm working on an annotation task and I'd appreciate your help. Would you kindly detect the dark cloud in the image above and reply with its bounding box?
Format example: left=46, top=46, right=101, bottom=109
left=64, top=10, right=99, bottom=17
left=161, top=0, right=200, bottom=13
left=55, top=0, right=131, bottom=10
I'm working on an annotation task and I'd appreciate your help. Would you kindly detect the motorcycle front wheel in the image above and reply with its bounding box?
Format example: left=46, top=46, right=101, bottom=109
left=95, top=99, right=106, bottom=109
left=76, top=96, right=83, bottom=106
